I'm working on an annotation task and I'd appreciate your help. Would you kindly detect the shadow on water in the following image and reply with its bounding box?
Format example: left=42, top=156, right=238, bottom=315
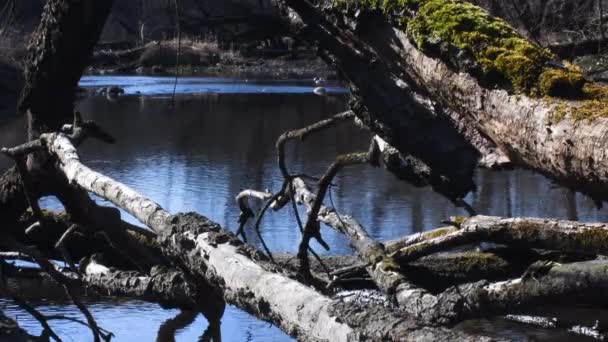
left=156, top=310, right=222, bottom=342
left=1, top=77, right=608, bottom=341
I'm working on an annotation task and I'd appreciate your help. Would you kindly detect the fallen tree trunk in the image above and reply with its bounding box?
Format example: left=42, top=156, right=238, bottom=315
left=291, top=176, right=608, bottom=323
left=272, top=0, right=608, bottom=203
left=392, top=215, right=608, bottom=263
left=21, top=129, right=495, bottom=340
left=10, top=127, right=608, bottom=336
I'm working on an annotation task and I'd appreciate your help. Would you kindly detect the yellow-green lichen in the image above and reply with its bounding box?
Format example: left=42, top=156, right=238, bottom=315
left=423, top=226, right=457, bottom=239
left=573, top=228, right=608, bottom=253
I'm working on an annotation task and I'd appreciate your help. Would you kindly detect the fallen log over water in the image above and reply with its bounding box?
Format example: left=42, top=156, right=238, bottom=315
left=7, top=125, right=608, bottom=338
left=1, top=125, right=497, bottom=340
left=272, top=0, right=608, bottom=203
left=392, top=215, right=608, bottom=263
left=285, top=176, right=608, bottom=327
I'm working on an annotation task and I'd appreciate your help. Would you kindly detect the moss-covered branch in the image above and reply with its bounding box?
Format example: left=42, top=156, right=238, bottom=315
left=333, top=0, right=608, bottom=121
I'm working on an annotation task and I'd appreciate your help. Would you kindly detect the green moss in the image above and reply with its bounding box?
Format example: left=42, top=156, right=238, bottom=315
left=424, top=226, right=457, bottom=239
left=573, top=228, right=608, bottom=253
left=436, top=252, right=505, bottom=273
left=538, top=65, right=586, bottom=98
left=548, top=104, right=569, bottom=124
left=333, top=0, right=586, bottom=97
left=451, top=215, right=467, bottom=227
left=408, top=0, right=557, bottom=93
left=549, top=83, right=608, bottom=122
left=380, top=256, right=402, bottom=272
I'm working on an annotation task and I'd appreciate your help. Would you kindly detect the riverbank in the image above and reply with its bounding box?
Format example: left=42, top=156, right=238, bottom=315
left=88, top=39, right=338, bottom=79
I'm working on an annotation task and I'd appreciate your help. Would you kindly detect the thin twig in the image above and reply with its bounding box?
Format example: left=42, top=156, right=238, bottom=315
left=0, top=235, right=108, bottom=342
left=289, top=181, right=332, bottom=279
left=251, top=182, right=292, bottom=263
left=0, top=261, right=62, bottom=341
left=55, top=224, right=81, bottom=276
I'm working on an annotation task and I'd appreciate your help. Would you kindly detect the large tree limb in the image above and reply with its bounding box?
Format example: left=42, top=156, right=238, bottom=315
left=292, top=176, right=471, bottom=324
left=271, top=0, right=483, bottom=202
left=392, top=215, right=608, bottom=264
left=20, top=0, right=115, bottom=136
left=291, top=176, right=608, bottom=324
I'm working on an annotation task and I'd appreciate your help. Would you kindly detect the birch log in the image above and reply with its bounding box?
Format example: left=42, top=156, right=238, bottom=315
left=292, top=177, right=608, bottom=324
left=392, top=215, right=608, bottom=263
left=37, top=132, right=492, bottom=341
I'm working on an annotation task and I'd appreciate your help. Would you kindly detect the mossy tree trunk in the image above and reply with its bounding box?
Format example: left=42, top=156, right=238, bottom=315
left=271, top=0, right=608, bottom=204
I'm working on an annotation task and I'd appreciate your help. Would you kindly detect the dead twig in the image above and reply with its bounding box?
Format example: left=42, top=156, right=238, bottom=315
left=0, top=235, right=111, bottom=342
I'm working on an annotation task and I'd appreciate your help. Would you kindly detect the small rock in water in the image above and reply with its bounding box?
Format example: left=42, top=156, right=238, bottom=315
left=313, top=87, right=327, bottom=96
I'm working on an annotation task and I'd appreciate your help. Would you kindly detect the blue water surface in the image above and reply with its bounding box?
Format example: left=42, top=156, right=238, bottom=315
left=79, top=76, right=349, bottom=96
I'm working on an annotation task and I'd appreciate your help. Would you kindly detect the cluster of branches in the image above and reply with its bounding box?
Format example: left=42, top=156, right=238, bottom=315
left=3, top=0, right=608, bottom=341
left=3, top=108, right=608, bottom=341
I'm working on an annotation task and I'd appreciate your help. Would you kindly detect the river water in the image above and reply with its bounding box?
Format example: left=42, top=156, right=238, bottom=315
left=1, top=76, right=607, bottom=341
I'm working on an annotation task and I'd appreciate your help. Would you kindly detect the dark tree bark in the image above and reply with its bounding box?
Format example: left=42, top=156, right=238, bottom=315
left=20, top=0, right=115, bottom=137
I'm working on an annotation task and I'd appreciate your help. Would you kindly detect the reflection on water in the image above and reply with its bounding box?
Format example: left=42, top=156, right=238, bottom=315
left=458, top=304, right=608, bottom=342
left=1, top=78, right=608, bottom=341
left=0, top=299, right=284, bottom=341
